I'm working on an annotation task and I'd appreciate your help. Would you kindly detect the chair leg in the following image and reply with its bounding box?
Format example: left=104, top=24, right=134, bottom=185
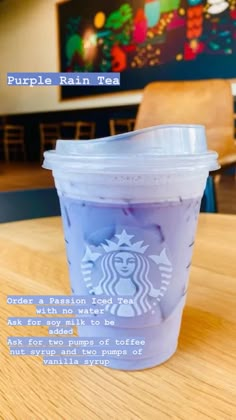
left=4, top=143, right=9, bottom=163
left=40, top=142, right=44, bottom=162
left=91, top=124, right=95, bottom=139
left=214, top=174, right=221, bottom=183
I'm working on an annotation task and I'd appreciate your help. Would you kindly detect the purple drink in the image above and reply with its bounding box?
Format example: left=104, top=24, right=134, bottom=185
left=58, top=195, right=201, bottom=369
left=43, top=124, right=219, bottom=370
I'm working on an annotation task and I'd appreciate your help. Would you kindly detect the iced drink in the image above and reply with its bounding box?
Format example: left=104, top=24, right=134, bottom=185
left=43, top=125, right=219, bottom=370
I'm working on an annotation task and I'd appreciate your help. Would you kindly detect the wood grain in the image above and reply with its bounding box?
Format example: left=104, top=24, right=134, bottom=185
left=0, top=214, right=235, bottom=419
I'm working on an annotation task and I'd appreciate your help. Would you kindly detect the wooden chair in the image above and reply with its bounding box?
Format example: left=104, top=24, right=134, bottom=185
left=135, top=79, right=236, bottom=165
left=3, top=125, right=26, bottom=162
left=109, top=119, right=136, bottom=136
left=135, top=79, right=236, bottom=212
left=74, top=121, right=96, bottom=140
left=39, top=123, right=60, bottom=161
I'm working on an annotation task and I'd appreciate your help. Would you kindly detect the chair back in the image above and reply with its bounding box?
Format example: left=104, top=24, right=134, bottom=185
left=75, top=121, right=96, bottom=140
left=109, top=119, right=135, bottom=136
left=39, top=123, right=60, bottom=145
left=4, top=125, right=24, bottom=144
left=135, top=79, right=235, bottom=158
left=0, top=188, right=61, bottom=223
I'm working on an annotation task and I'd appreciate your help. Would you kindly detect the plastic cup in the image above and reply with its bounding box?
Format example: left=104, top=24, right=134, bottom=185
left=43, top=125, right=219, bottom=371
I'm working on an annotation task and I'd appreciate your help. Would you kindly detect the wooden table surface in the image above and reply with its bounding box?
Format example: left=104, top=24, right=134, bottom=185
left=0, top=214, right=235, bottom=420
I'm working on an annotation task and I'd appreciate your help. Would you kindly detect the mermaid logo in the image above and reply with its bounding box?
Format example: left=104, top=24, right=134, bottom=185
left=81, top=229, right=173, bottom=317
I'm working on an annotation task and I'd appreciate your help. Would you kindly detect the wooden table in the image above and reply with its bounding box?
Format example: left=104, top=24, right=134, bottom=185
left=0, top=214, right=235, bottom=419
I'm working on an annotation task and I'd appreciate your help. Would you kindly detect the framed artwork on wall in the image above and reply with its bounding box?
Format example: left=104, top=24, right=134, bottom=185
left=57, top=0, right=236, bottom=99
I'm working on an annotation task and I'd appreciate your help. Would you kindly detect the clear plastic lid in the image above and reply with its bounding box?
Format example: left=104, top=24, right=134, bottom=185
left=43, top=124, right=219, bottom=173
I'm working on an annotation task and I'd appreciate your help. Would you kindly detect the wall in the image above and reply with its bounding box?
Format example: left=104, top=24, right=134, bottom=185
left=0, top=0, right=142, bottom=115
left=0, top=0, right=235, bottom=116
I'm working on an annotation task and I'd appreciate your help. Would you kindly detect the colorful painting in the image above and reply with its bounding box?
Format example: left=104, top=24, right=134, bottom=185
left=57, top=0, right=236, bottom=98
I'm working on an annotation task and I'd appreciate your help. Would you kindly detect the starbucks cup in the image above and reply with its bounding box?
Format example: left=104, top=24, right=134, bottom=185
left=43, top=125, right=219, bottom=371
